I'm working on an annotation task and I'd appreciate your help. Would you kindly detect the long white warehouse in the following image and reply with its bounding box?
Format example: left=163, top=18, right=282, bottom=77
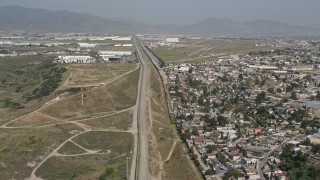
left=56, top=56, right=96, bottom=63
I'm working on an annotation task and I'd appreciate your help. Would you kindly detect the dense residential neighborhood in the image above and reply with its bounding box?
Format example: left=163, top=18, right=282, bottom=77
left=160, top=40, right=320, bottom=180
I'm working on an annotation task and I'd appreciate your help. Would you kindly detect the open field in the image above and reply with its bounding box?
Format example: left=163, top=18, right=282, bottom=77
left=152, top=122, right=176, bottom=160
left=163, top=142, right=201, bottom=180
left=40, top=94, right=87, bottom=120
left=57, top=141, right=87, bottom=155
left=152, top=46, right=198, bottom=62
left=0, top=123, right=83, bottom=179
left=81, top=110, right=133, bottom=130
left=73, top=131, right=133, bottom=156
left=151, top=39, right=279, bottom=64
left=9, top=112, right=59, bottom=127
left=39, top=65, right=139, bottom=121
left=35, top=154, right=128, bottom=180
left=0, top=53, right=140, bottom=179
left=66, top=63, right=136, bottom=87
left=83, top=68, right=139, bottom=113
left=202, top=39, right=280, bottom=55
left=4, top=63, right=139, bottom=127
left=151, top=39, right=223, bottom=63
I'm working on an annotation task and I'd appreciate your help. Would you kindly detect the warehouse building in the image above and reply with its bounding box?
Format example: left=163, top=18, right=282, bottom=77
left=55, top=56, right=96, bottom=63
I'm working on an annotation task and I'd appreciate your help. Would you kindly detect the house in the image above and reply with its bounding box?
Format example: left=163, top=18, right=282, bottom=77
left=314, top=153, right=320, bottom=160
left=244, top=168, right=260, bottom=180
left=307, top=133, right=320, bottom=144
left=212, top=158, right=220, bottom=165
left=204, top=139, right=215, bottom=146
left=242, top=157, right=252, bottom=166
left=226, top=162, right=242, bottom=169
left=274, top=170, right=286, bottom=180
left=207, top=153, right=216, bottom=159
left=178, top=66, right=190, bottom=72
left=254, top=128, right=262, bottom=134
left=306, top=101, right=320, bottom=110
left=193, top=136, right=205, bottom=146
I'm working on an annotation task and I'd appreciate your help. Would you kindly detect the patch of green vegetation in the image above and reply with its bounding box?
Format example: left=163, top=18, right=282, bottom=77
left=57, top=141, right=86, bottom=155
left=26, top=61, right=67, bottom=101
left=0, top=56, right=47, bottom=75
left=73, top=131, right=133, bottom=156
left=98, top=158, right=128, bottom=180
left=279, top=144, right=320, bottom=180
left=223, top=169, right=244, bottom=180
left=0, top=99, right=24, bottom=109
left=36, top=154, right=128, bottom=180
left=0, top=123, right=82, bottom=179
left=152, top=47, right=191, bottom=62
left=35, top=155, right=100, bottom=180
left=0, top=56, right=68, bottom=123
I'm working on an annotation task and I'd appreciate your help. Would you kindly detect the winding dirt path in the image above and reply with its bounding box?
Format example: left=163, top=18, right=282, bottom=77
left=1, top=63, right=139, bottom=127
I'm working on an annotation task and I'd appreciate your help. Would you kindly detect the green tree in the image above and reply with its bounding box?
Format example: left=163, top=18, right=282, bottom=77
left=316, top=91, right=320, bottom=101
left=191, top=127, right=199, bottom=136
left=217, top=115, right=228, bottom=127
left=312, top=144, right=320, bottom=153
left=256, top=91, right=266, bottom=103
left=216, top=152, right=226, bottom=163
left=223, top=169, right=243, bottom=180
left=291, top=92, right=298, bottom=100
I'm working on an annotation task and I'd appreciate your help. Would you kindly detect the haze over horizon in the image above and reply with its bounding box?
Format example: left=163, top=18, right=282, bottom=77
left=0, top=0, right=319, bottom=28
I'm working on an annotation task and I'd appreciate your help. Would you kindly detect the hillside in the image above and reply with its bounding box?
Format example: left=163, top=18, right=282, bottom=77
left=0, top=5, right=149, bottom=34
left=0, top=5, right=319, bottom=36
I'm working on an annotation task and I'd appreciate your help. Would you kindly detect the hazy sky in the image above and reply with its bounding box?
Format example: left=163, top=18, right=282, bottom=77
left=0, top=0, right=319, bottom=28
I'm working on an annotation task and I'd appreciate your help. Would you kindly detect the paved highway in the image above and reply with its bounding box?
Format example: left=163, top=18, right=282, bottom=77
left=131, top=37, right=150, bottom=180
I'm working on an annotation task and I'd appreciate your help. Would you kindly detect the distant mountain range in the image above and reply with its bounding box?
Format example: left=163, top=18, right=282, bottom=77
left=0, top=5, right=319, bottom=36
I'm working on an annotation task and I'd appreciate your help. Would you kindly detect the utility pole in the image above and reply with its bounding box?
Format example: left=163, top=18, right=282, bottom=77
left=126, top=156, right=129, bottom=180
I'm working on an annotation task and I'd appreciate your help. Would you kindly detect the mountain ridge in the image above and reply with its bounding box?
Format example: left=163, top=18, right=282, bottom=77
left=0, top=5, right=319, bottom=36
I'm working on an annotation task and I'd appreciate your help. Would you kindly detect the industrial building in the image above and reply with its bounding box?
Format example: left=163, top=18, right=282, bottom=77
left=166, top=38, right=179, bottom=43
left=112, top=37, right=132, bottom=41
left=55, top=56, right=96, bottom=63
left=78, top=43, right=98, bottom=48
left=98, top=51, right=133, bottom=61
